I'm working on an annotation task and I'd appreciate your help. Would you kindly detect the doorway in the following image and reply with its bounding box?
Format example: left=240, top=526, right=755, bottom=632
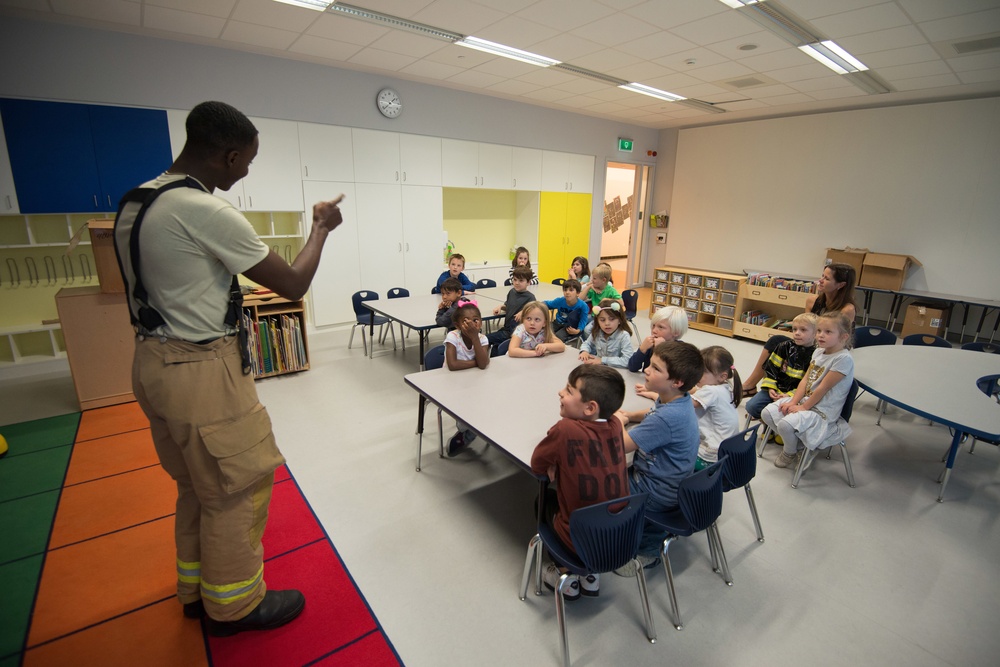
left=601, top=162, right=653, bottom=289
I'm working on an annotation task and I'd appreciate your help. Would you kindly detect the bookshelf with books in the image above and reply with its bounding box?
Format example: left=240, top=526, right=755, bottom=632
left=650, top=266, right=744, bottom=337
left=242, top=292, right=309, bottom=379
left=734, top=270, right=817, bottom=343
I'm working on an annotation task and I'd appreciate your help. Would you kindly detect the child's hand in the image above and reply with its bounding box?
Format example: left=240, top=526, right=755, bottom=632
left=579, top=351, right=592, bottom=362
left=461, top=319, right=479, bottom=340
left=493, top=305, right=502, bottom=315
left=584, top=356, right=602, bottom=365
left=566, top=326, right=580, bottom=335
left=634, top=382, right=647, bottom=394
left=768, top=389, right=782, bottom=400
left=614, top=409, right=629, bottom=426
left=513, top=310, right=523, bottom=323
left=779, top=401, right=801, bottom=415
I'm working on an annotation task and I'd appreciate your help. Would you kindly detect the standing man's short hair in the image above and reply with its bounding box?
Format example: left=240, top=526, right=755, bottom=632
left=185, top=101, right=258, bottom=155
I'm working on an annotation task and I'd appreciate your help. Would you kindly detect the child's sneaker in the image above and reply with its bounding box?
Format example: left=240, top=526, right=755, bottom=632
left=580, top=573, right=600, bottom=597
left=463, top=429, right=477, bottom=444
left=542, top=563, right=580, bottom=601
left=774, top=451, right=798, bottom=468
left=613, top=554, right=659, bottom=578
left=447, top=431, right=467, bottom=456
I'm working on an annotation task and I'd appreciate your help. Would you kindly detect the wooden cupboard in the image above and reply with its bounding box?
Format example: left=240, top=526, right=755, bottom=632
left=537, top=192, right=591, bottom=283
left=650, top=266, right=744, bottom=337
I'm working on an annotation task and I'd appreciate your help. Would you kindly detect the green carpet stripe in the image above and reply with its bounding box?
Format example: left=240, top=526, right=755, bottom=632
left=0, top=413, right=80, bottom=454
left=0, top=554, right=44, bottom=660
left=0, top=490, right=60, bottom=565
left=0, top=445, right=73, bottom=503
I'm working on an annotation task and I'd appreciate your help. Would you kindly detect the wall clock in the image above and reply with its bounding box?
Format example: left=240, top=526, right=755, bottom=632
left=377, top=88, right=402, bottom=118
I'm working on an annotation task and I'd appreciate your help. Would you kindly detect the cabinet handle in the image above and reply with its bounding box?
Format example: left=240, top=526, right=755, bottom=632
left=565, top=182, right=569, bottom=191
left=513, top=178, right=516, bottom=188
left=395, top=171, right=400, bottom=182
left=248, top=196, right=253, bottom=208
left=778, top=294, right=788, bottom=300
left=402, top=171, right=407, bottom=182
left=107, top=195, right=112, bottom=208
left=751, top=289, right=761, bottom=296
left=304, top=166, right=309, bottom=177
left=398, top=243, right=402, bottom=252
left=406, top=243, right=410, bottom=251
left=5, top=195, right=10, bottom=209
left=93, top=195, right=99, bottom=207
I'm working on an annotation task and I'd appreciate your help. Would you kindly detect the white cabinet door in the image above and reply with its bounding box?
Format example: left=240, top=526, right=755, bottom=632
left=478, top=143, right=512, bottom=190
left=299, top=122, right=354, bottom=182
left=541, top=150, right=570, bottom=191
left=567, top=153, right=595, bottom=193
left=400, top=134, right=441, bottom=186
left=441, top=139, right=479, bottom=188
left=511, top=147, right=542, bottom=191
left=243, top=118, right=303, bottom=211
left=401, top=185, right=444, bottom=292
left=0, top=110, right=20, bottom=213
left=353, top=129, right=400, bottom=184
left=305, top=181, right=361, bottom=327
left=355, top=182, right=404, bottom=297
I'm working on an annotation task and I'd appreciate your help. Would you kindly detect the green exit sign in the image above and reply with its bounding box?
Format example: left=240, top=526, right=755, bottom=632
left=618, top=138, right=633, bottom=152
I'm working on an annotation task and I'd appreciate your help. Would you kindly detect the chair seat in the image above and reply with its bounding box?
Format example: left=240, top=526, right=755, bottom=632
left=537, top=522, right=590, bottom=576
left=357, top=314, right=391, bottom=326
left=644, top=508, right=695, bottom=537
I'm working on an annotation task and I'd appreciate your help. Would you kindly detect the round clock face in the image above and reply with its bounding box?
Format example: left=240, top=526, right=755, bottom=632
left=377, top=88, right=402, bottom=118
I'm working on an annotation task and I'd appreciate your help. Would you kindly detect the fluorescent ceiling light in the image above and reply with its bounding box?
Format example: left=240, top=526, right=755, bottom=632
left=618, top=82, right=686, bottom=102
left=455, top=37, right=560, bottom=67
left=717, top=0, right=759, bottom=8
left=799, top=40, right=869, bottom=74
left=273, top=0, right=331, bottom=10
left=325, top=3, right=462, bottom=41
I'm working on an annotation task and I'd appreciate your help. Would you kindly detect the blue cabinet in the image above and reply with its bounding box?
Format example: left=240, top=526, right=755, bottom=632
left=0, top=99, right=172, bottom=214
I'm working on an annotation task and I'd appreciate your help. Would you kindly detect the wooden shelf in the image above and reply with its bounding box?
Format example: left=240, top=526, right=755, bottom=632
left=735, top=279, right=816, bottom=343
left=242, top=293, right=309, bottom=379
left=650, top=265, right=744, bottom=337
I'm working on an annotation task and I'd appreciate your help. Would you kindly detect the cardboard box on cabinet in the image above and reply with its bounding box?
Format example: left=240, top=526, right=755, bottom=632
left=825, top=247, right=868, bottom=278
left=68, top=219, right=124, bottom=293
left=859, top=252, right=921, bottom=291
left=900, top=302, right=950, bottom=338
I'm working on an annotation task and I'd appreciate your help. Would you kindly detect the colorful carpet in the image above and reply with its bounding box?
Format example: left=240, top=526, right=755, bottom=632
left=0, top=403, right=401, bottom=667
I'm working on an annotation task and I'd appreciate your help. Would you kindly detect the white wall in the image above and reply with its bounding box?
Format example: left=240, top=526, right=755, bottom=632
left=0, top=17, right=660, bottom=269
left=663, top=97, right=1000, bottom=302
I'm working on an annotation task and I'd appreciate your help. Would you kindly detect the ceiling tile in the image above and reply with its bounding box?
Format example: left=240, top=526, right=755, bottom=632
left=528, top=31, right=606, bottom=62
left=50, top=0, right=138, bottom=25
left=585, top=86, right=640, bottom=102
left=806, top=86, right=867, bottom=100
left=917, top=8, right=1000, bottom=42
left=948, top=51, right=1000, bottom=72
left=516, top=0, right=615, bottom=32
left=399, top=58, right=467, bottom=79
left=886, top=72, right=962, bottom=90
left=737, top=47, right=814, bottom=73
left=704, top=30, right=790, bottom=60
left=477, top=15, right=558, bottom=48
left=423, top=42, right=494, bottom=68
left=897, top=0, right=1000, bottom=23
left=616, top=30, right=698, bottom=60
left=472, top=57, right=539, bottom=78
left=641, top=72, right=704, bottom=89
left=412, top=0, right=507, bottom=35
left=767, top=62, right=836, bottom=83
left=668, top=10, right=761, bottom=45
left=0, top=0, right=58, bottom=11
left=956, top=66, right=1000, bottom=83
left=653, top=46, right=728, bottom=71
left=289, top=34, right=364, bottom=61
left=788, top=76, right=854, bottom=93
left=306, top=14, right=389, bottom=46
left=861, top=44, right=941, bottom=68
left=486, top=79, right=543, bottom=95
left=837, top=25, right=929, bottom=54
left=597, top=0, right=647, bottom=10
left=606, top=60, right=677, bottom=83
left=521, top=86, right=577, bottom=102
left=624, top=0, right=725, bottom=31
left=570, top=47, right=642, bottom=72
left=569, top=11, right=660, bottom=48
left=144, top=5, right=226, bottom=38
left=230, top=0, right=318, bottom=32
left=470, top=0, right=537, bottom=12
left=348, top=46, right=419, bottom=71
left=716, top=98, right=769, bottom=111
left=551, top=77, right=615, bottom=94
left=782, top=0, right=889, bottom=21
left=145, top=0, right=236, bottom=20
left=515, top=66, right=579, bottom=86
left=877, top=59, right=952, bottom=81
left=669, top=82, right=730, bottom=98
left=446, top=68, right=507, bottom=87
left=685, top=61, right=758, bottom=83
left=354, top=0, right=437, bottom=19
left=580, top=100, right=630, bottom=113
left=739, top=83, right=800, bottom=98
left=221, top=19, right=299, bottom=49
left=758, top=92, right=816, bottom=105
left=369, top=30, right=450, bottom=58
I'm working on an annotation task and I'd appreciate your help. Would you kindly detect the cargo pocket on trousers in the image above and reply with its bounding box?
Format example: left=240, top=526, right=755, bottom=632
left=200, top=404, right=286, bottom=495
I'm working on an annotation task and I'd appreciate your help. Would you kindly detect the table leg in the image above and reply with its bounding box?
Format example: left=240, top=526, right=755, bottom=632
left=419, top=331, right=427, bottom=371
left=937, top=428, right=965, bottom=502
left=368, top=310, right=375, bottom=359
left=415, top=394, right=426, bottom=472
left=954, top=303, right=968, bottom=342
left=862, top=290, right=873, bottom=326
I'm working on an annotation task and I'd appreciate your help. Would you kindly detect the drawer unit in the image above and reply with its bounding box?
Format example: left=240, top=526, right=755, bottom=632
left=650, top=266, right=745, bottom=336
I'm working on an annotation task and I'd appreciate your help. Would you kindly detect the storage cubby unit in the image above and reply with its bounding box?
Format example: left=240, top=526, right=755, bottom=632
left=734, top=271, right=817, bottom=342
left=242, top=293, right=310, bottom=379
left=650, top=266, right=744, bottom=337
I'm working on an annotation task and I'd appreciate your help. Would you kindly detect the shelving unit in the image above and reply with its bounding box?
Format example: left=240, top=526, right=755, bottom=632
left=243, top=293, right=309, bottom=379
left=650, top=266, right=744, bottom=337
left=734, top=270, right=817, bottom=342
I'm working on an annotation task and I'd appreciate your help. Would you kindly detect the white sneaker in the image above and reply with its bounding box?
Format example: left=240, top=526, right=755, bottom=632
left=580, top=573, right=600, bottom=597
left=542, top=563, right=580, bottom=601
left=613, top=554, right=659, bottom=578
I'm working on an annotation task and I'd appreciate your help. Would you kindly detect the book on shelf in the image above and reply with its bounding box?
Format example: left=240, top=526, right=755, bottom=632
left=746, top=272, right=817, bottom=293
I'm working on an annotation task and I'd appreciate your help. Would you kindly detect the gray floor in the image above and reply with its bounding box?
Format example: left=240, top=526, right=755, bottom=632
left=4, top=312, right=1000, bottom=667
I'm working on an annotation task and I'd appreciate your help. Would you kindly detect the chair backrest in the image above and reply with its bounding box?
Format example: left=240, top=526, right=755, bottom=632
left=676, top=458, right=726, bottom=532
left=430, top=286, right=441, bottom=295
left=976, top=374, right=1000, bottom=400
left=503, top=278, right=513, bottom=286
left=840, top=379, right=860, bottom=423
left=351, top=290, right=378, bottom=317
left=718, top=424, right=761, bottom=491
left=853, top=326, right=897, bottom=348
left=490, top=338, right=511, bottom=357
left=902, top=333, right=951, bottom=348
left=423, top=344, right=446, bottom=370
left=568, top=493, right=648, bottom=574
left=621, top=289, right=638, bottom=319
left=387, top=287, right=409, bottom=299
left=962, top=341, right=1000, bottom=354
left=475, top=278, right=496, bottom=289
left=551, top=278, right=566, bottom=286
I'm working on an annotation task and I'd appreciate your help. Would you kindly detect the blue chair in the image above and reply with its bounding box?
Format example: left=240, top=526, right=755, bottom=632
left=645, top=458, right=728, bottom=630
left=415, top=345, right=447, bottom=471
left=491, top=338, right=511, bottom=357
left=903, top=333, right=951, bottom=348
left=348, top=291, right=395, bottom=356
left=551, top=278, right=566, bottom=286
left=791, top=380, right=859, bottom=488
left=503, top=277, right=513, bottom=286
left=520, top=493, right=656, bottom=667
left=621, top=289, right=639, bottom=342
left=854, top=326, right=897, bottom=348
left=718, top=424, right=764, bottom=543
left=962, top=341, right=1000, bottom=354
left=475, top=278, right=496, bottom=289
left=387, top=287, right=410, bottom=344
left=430, top=285, right=441, bottom=295
left=967, top=374, right=1000, bottom=455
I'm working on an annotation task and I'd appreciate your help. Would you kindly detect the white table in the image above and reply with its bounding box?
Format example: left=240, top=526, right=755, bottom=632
left=404, top=352, right=651, bottom=472
left=852, top=345, right=1000, bottom=501
left=475, top=282, right=566, bottom=303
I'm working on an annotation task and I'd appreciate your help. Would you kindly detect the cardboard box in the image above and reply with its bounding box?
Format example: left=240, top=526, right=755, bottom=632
left=826, top=247, right=868, bottom=277
left=900, top=302, right=950, bottom=339
left=859, top=252, right=921, bottom=291
left=68, top=219, right=124, bottom=293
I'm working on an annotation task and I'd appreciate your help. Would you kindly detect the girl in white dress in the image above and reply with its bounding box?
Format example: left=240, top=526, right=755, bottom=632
left=693, top=346, right=743, bottom=470
left=508, top=301, right=565, bottom=358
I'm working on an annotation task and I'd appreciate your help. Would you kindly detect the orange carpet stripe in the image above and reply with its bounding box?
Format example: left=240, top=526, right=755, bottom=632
left=75, top=402, right=147, bottom=442
left=48, top=465, right=176, bottom=549
left=22, top=599, right=208, bottom=667
left=64, top=428, right=160, bottom=486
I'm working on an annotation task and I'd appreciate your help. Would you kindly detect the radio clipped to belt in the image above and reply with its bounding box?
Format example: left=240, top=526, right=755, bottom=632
left=113, top=178, right=253, bottom=375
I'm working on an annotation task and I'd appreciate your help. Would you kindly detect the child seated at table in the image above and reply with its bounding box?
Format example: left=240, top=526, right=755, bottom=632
left=693, top=346, right=742, bottom=471
left=742, top=313, right=818, bottom=420
left=761, top=312, right=855, bottom=469
left=629, top=306, right=689, bottom=400
left=545, top=279, right=589, bottom=343
left=486, top=266, right=536, bottom=347
left=508, top=301, right=565, bottom=357
left=579, top=300, right=633, bottom=368
left=435, top=278, right=464, bottom=330
left=613, top=341, right=703, bottom=576
left=531, top=365, right=628, bottom=601
left=509, top=246, right=539, bottom=285
left=584, top=263, right=623, bottom=310
left=444, top=302, right=489, bottom=455
left=435, top=253, right=476, bottom=293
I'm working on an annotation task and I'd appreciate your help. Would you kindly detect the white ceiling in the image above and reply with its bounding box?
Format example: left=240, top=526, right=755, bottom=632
left=2, top=0, right=999, bottom=129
